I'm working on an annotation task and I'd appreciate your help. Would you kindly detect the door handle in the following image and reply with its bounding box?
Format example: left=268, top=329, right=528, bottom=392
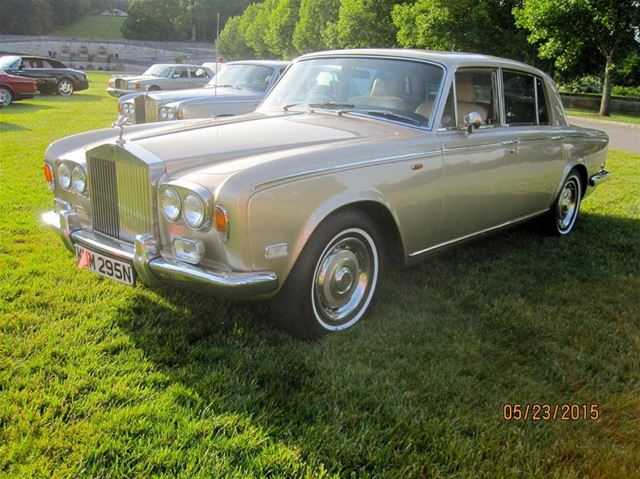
left=501, top=139, right=519, bottom=145
left=551, top=135, right=565, bottom=141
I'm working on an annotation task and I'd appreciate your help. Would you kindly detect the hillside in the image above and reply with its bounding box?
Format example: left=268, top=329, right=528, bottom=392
left=51, top=15, right=125, bottom=40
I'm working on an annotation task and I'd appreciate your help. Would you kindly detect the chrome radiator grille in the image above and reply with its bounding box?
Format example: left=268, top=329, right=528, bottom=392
left=144, top=95, right=158, bottom=123
left=115, top=78, right=126, bottom=89
left=88, top=155, right=153, bottom=244
left=134, top=95, right=146, bottom=124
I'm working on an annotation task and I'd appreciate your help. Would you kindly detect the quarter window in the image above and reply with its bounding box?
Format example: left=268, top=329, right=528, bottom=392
left=536, top=77, right=550, bottom=125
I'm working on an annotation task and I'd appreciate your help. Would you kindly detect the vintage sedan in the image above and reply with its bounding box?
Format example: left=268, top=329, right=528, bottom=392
left=42, top=49, right=610, bottom=339
left=0, top=69, right=38, bottom=107
left=107, top=64, right=214, bottom=97
left=0, top=55, right=88, bottom=96
left=117, top=60, right=289, bottom=124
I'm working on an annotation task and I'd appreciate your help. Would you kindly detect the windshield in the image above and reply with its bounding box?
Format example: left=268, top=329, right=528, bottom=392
left=143, top=65, right=173, bottom=77
left=0, top=56, right=21, bottom=70
left=206, top=64, right=276, bottom=92
left=259, top=57, right=445, bottom=127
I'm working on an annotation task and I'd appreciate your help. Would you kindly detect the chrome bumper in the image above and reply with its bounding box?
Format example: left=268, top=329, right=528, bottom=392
left=589, top=170, right=611, bottom=187
left=107, top=87, right=138, bottom=98
left=42, top=210, right=279, bottom=299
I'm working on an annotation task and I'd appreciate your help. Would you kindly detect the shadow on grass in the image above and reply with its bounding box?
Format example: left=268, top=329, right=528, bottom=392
left=115, top=211, right=640, bottom=475
left=0, top=122, right=30, bottom=132
left=3, top=102, right=56, bottom=114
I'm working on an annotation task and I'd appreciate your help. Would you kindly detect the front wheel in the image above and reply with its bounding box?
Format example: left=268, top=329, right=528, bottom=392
left=57, top=78, right=74, bottom=96
left=0, top=87, right=12, bottom=107
left=270, top=211, right=383, bottom=339
left=541, top=169, right=583, bottom=235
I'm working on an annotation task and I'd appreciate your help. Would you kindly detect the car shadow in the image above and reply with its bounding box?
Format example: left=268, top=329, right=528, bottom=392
left=114, top=211, right=640, bottom=473
left=3, top=102, right=56, bottom=114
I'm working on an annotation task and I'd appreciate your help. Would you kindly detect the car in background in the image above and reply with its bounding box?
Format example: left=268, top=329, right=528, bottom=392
left=43, top=49, right=610, bottom=338
left=0, top=55, right=88, bottom=96
left=116, top=60, right=288, bottom=124
left=0, top=70, right=38, bottom=107
left=107, top=64, right=214, bottom=97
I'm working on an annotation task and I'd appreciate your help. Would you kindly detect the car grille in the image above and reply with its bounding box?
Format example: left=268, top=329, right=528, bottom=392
left=88, top=155, right=154, bottom=244
left=144, top=95, right=158, bottom=123
left=115, top=78, right=126, bottom=90
left=134, top=95, right=146, bottom=124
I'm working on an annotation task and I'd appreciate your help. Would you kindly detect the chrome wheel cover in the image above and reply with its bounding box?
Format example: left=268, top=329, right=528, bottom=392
left=0, top=88, right=10, bottom=106
left=312, top=228, right=378, bottom=330
left=58, top=80, right=73, bottom=96
left=557, top=177, right=580, bottom=232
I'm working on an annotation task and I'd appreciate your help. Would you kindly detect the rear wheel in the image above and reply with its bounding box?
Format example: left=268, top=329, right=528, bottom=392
left=270, top=210, right=383, bottom=339
left=541, top=169, right=583, bottom=235
left=0, top=87, right=12, bottom=107
left=57, top=78, right=74, bottom=96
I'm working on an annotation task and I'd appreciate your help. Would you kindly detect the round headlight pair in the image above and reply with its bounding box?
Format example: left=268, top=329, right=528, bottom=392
left=57, top=163, right=86, bottom=193
left=159, top=107, right=176, bottom=121
left=161, top=187, right=207, bottom=229
left=122, top=102, right=134, bottom=115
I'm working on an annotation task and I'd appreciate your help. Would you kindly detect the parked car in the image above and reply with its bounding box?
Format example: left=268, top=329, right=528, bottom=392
left=116, top=60, right=289, bottom=124
left=107, top=64, right=214, bottom=97
left=0, top=69, right=38, bottom=107
left=0, top=55, right=88, bottom=96
left=42, top=49, right=610, bottom=339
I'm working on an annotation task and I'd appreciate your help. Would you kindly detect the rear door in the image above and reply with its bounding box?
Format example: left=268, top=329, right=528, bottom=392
left=188, top=66, right=210, bottom=88
left=168, top=66, right=190, bottom=89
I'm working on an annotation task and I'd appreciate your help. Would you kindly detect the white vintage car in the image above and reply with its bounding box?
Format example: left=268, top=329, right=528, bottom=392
left=107, top=64, right=214, bottom=97
left=43, top=49, right=610, bottom=338
left=117, top=60, right=289, bottom=123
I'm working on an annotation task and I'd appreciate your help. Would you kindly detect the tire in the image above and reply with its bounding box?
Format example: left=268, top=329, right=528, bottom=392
left=270, top=210, right=383, bottom=339
left=540, top=169, right=583, bottom=236
left=57, top=78, right=74, bottom=96
left=0, top=86, right=13, bottom=107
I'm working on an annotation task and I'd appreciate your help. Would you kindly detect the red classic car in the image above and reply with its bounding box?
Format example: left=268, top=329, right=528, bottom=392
left=0, top=70, right=38, bottom=107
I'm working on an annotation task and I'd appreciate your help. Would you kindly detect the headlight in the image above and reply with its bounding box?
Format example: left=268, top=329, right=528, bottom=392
left=161, top=188, right=181, bottom=222
left=71, top=165, right=87, bottom=193
left=183, top=193, right=206, bottom=229
left=58, top=163, right=71, bottom=189
left=160, top=107, right=175, bottom=121
left=122, top=102, right=134, bottom=115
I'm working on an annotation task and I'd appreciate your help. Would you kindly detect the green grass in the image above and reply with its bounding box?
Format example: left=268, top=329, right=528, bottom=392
left=565, top=108, right=640, bottom=126
left=1, top=74, right=640, bottom=478
left=51, top=15, right=125, bottom=40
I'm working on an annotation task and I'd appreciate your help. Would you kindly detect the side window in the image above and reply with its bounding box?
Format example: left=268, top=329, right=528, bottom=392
left=439, top=85, right=456, bottom=128
left=454, top=69, right=499, bottom=127
left=503, top=71, right=536, bottom=125
left=536, top=77, right=550, bottom=125
left=173, top=67, right=189, bottom=78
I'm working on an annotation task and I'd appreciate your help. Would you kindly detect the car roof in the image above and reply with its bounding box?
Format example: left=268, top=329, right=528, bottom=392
left=226, top=60, right=290, bottom=68
left=297, top=49, right=549, bottom=78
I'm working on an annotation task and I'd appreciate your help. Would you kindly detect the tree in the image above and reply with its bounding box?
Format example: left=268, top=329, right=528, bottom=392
left=266, top=0, right=301, bottom=58
left=325, top=0, right=404, bottom=49
left=293, top=0, right=340, bottom=54
left=514, top=0, right=640, bottom=116
left=122, top=0, right=183, bottom=40
left=217, top=15, right=253, bottom=59
left=392, top=0, right=531, bottom=61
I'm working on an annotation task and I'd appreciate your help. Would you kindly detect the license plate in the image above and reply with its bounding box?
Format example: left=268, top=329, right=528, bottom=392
left=75, top=245, right=135, bottom=286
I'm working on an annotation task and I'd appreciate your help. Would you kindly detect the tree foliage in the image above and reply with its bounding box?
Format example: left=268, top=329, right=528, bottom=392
left=514, top=0, right=640, bottom=114
left=292, top=0, right=340, bottom=53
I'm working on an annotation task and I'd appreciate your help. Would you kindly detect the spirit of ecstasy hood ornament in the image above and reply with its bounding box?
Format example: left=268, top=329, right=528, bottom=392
left=112, top=114, right=129, bottom=145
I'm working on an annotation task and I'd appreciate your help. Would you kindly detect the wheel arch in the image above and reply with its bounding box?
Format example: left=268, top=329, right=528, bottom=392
left=553, top=159, right=588, bottom=204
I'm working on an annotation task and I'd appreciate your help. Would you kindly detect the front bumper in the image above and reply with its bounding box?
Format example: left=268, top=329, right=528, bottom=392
left=75, top=79, right=90, bottom=92
left=42, top=210, right=279, bottom=299
left=107, top=87, right=139, bottom=97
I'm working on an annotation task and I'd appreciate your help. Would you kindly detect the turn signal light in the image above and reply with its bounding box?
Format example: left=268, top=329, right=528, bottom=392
left=214, top=205, right=229, bottom=241
left=43, top=163, right=54, bottom=190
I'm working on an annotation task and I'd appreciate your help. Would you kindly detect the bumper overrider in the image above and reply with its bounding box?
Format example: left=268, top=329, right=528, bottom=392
left=41, top=209, right=279, bottom=299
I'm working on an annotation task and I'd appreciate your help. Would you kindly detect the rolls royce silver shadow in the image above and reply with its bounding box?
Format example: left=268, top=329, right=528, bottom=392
left=107, top=64, right=214, bottom=97
left=42, top=49, right=610, bottom=339
left=117, top=60, right=289, bottom=124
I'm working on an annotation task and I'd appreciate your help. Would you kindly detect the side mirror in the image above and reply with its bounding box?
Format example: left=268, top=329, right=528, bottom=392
left=464, top=112, right=483, bottom=133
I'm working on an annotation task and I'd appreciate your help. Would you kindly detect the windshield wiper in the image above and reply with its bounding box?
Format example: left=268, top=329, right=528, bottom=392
left=215, top=83, right=242, bottom=90
left=307, top=101, right=355, bottom=110
left=346, top=109, right=423, bottom=126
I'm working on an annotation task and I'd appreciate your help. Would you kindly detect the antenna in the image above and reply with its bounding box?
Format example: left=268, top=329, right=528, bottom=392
left=213, top=12, right=220, bottom=120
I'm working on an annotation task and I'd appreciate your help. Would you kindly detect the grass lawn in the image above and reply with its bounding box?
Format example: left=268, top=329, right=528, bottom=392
left=565, top=107, right=640, bottom=126
left=51, top=15, right=125, bottom=40
left=1, top=74, right=640, bottom=478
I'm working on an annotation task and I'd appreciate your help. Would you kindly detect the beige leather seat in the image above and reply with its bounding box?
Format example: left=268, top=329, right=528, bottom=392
left=414, top=79, right=488, bottom=126
left=351, top=78, right=405, bottom=110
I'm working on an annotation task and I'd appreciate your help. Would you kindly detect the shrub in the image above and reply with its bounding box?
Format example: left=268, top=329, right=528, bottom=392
left=611, top=85, right=640, bottom=98
left=560, top=75, right=602, bottom=94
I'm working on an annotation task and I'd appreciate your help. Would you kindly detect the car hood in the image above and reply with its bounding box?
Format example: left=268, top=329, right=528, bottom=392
left=146, top=86, right=260, bottom=104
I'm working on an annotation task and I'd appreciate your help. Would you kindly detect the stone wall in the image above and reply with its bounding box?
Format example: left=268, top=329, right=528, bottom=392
left=0, top=35, right=216, bottom=73
left=560, top=93, right=640, bottom=115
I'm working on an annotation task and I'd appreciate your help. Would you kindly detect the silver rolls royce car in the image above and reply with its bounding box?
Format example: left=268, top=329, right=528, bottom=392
left=107, top=64, right=214, bottom=97
left=117, top=60, right=289, bottom=124
left=43, top=49, right=610, bottom=339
